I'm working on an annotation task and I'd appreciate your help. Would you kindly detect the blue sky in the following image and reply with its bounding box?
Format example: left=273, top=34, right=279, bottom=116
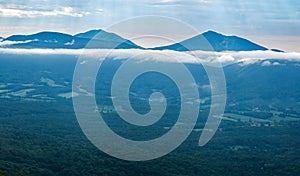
left=0, top=0, right=299, bottom=51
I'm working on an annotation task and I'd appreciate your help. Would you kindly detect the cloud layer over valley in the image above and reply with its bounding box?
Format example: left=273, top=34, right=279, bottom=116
left=0, top=48, right=299, bottom=66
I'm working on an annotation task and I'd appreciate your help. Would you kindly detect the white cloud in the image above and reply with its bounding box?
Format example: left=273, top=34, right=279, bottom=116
left=0, top=40, right=38, bottom=46
left=150, top=0, right=210, bottom=6
left=0, top=48, right=299, bottom=66
left=272, top=62, right=282, bottom=66
left=0, top=5, right=90, bottom=18
left=153, top=0, right=209, bottom=3
left=0, top=48, right=84, bottom=55
left=190, top=50, right=300, bottom=65
left=261, top=60, right=284, bottom=66
left=64, top=40, right=75, bottom=46
left=95, top=8, right=104, bottom=14
left=217, top=54, right=235, bottom=62
left=261, top=60, right=271, bottom=66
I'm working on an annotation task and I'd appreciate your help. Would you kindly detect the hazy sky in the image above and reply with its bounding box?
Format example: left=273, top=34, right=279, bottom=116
left=0, top=0, right=299, bottom=51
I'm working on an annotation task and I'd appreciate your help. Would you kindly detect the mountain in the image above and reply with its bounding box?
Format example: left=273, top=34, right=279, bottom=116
left=74, top=29, right=137, bottom=47
left=75, top=29, right=106, bottom=39
left=3, top=32, right=87, bottom=49
left=0, top=30, right=142, bottom=49
left=153, top=31, right=268, bottom=52
left=0, top=30, right=280, bottom=52
left=0, top=54, right=299, bottom=118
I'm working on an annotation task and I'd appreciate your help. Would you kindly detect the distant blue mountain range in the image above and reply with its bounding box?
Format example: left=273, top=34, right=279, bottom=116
left=154, top=31, right=268, bottom=51
left=1, top=30, right=141, bottom=49
left=0, top=30, right=282, bottom=52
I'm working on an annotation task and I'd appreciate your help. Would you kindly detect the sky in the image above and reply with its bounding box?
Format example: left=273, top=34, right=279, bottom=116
left=0, top=0, right=299, bottom=52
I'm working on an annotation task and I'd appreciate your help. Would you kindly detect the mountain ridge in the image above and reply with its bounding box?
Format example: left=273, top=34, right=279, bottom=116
left=0, top=29, right=279, bottom=52
left=1, top=30, right=142, bottom=49
left=74, top=29, right=138, bottom=47
left=153, top=30, right=269, bottom=52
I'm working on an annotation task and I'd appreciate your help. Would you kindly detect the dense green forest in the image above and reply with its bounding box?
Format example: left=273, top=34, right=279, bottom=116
left=0, top=100, right=299, bottom=176
left=0, top=54, right=299, bottom=175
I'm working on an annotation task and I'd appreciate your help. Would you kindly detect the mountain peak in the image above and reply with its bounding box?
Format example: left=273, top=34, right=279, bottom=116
left=74, top=29, right=104, bottom=39
left=153, top=30, right=268, bottom=52
left=203, top=30, right=222, bottom=36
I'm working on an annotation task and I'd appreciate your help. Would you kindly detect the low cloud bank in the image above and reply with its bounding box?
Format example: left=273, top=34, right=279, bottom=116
left=0, top=40, right=37, bottom=47
left=0, top=48, right=299, bottom=66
